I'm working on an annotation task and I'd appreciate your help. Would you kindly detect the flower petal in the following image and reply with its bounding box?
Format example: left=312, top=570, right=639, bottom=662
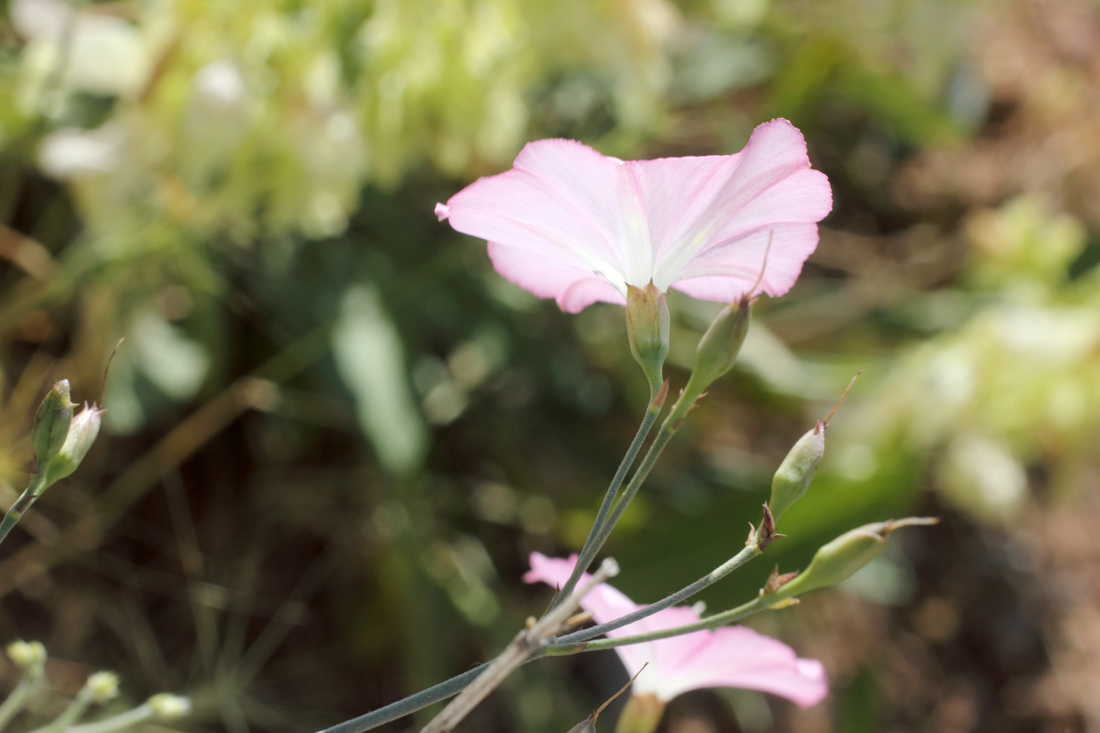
left=487, top=243, right=625, bottom=312
left=670, top=222, right=821, bottom=301
left=645, top=119, right=832, bottom=297
left=524, top=554, right=828, bottom=706
left=441, top=139, right=637, bottom=298
left=652, top=625, right=828, bottom=707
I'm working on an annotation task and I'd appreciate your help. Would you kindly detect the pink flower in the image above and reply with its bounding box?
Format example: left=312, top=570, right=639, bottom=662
left=525, top=553, right=827, bottom=707
left=435, top=119, right=831, bottom=313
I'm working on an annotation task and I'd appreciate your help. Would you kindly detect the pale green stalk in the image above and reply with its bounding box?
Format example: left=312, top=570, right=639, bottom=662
left=553, top=383, right=666, bottom=606
left=0, top=474, right=48, bottom=547
left=564, top=372, right=709, bottom=594
left=28, top=688, right=93, bottom=733
left=542, top=594, right=771, bottom=657
left=0, top=665, right=45, bottom=732
left=63, top=704, right=153, bottom=733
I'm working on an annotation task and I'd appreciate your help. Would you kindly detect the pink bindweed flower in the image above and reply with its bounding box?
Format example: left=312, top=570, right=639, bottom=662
left=436, top=119, right=831, bottom=313
left=524, top=553, right=827, bottom=709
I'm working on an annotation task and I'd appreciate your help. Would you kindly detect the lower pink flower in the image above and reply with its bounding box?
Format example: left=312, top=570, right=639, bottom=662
left=525, top=553, right=827, bottom=707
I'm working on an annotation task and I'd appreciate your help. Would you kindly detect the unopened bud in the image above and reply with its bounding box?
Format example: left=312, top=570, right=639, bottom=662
left=6, top=640, right=46, bottom=669
left=32, top=380, right=74, bottom=469
left=42, top=403, right=104, bottom=487
left=769, top=422, right=826, bottom=521
left=690, top=296, right=750, bottom=390
left=86, top=671, right=120, bottom=704
left=625, top=284, right=670, bottom=394
left=148, top=693, right=191, bottom=718
left=772, top=517, right=938, bottom=601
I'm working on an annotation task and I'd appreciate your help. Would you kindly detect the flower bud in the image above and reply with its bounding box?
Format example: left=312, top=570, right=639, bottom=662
left=769, top=422, right=825, bottom=522
left=148, top=693, right=191, bottom=718
left=86, top=671, right=120, bottom=704
left=6, top=640, right=46, bottom=669
left=690, top=295, right=750, bottom=390
left=42, top=403, right=104, bottom=487
left=772, top=518, right=938, bottom=600
left=625, top=284, right=670, bottom=393
left=32, top=380, right=74, bottom=469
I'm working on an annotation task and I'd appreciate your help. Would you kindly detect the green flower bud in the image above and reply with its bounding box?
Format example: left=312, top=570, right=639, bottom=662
left=690, top=296, right=750, bottom=390
left=6, top=640, right=46, bottom=670
left=772, top=517, right=938, bottom=600
left=625, top=284, right=670, bottom=394
left=769, top=422, right=825, bottom=522
left=31, top=380, right=74, bottom=469
left=42, top=403, right=104, bottom=488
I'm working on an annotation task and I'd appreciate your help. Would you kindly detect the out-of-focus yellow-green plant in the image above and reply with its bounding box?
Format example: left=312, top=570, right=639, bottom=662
left=830, top=196, right=1100, bottom=523
left=7, top=0, right=680, bottom=243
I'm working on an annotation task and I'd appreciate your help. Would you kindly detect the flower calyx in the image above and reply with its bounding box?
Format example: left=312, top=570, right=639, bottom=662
left=625, top=283, right=670, bottom=395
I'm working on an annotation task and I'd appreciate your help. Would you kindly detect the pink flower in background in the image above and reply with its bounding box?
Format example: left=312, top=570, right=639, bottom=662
left=525, top=553, right=827, bottom=707
left=436, top=119, right=832, bottom=313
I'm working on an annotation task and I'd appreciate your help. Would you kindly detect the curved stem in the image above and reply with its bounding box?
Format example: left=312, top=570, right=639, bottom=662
left=64, top=704, right=153, bottom=733
left=554, top=383, right=666, bottom=606
left=0, top=665, right=44, bottom=732
left=556, top=542, right=760, bottom=646
left=313, top=665, right=488, bottom=733
left=543, top=595, right=772, bottom=657
left=27, top=688, right=92, bottom=733
left=572, top=375, right=706, bottom=582
left=0, top=474, right=47, bottom=548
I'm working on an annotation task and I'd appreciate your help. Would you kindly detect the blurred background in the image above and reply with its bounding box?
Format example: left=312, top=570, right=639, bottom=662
left=0, top=0, right=1099, bottom=730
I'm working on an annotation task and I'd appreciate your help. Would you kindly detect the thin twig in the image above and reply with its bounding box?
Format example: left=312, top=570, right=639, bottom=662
left=419, top=559, right=620, bottom=733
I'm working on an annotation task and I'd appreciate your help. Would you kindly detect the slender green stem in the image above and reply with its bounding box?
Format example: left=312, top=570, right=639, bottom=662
left=543, top=594, right=772, bottom=657
left=64, top=704, right=153, bottom=733
left=320, top=521, right=762, bottom=732
left=0, top=667, right=44, bottom=732
left=556, top=542, right=760, bottom=646
left=0, top=473, right=48, bottom=548
left=573, top=375, right=706, bottom=582
left=554, top=384, right=665, bottom=606
left=314, top=664, right=487, bottom=733
left=28, top=689, right=92, bottom=733
left=316, top=376, right=717, bottom=732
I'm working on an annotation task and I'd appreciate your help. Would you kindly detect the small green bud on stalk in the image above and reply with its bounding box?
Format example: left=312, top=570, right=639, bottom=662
left=6, top=640, right=46, bottom=669
left=148, top=694, right=191, bottom=719
left=86, top=671, right=121, bottom=704
left=625, top=284, right=670, bottom=394
left=31, top=380, right=74, bottom=469
left=771, top=517, right=939, bottom=601
left=40, top=403, right=104, bottom=490
left=769, top=423, right=825, bottom=522
left=689, top=295, right=750, bottom=392
left=769, top=373, right=859, bottom=522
